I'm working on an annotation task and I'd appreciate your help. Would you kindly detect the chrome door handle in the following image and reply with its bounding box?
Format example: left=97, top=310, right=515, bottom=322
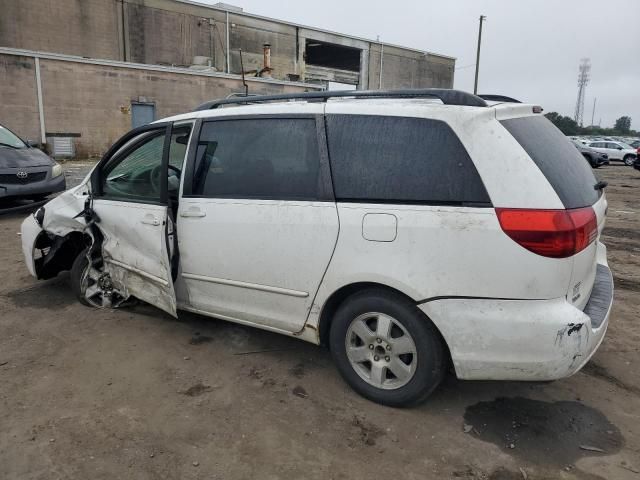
left=141, top=215, right=161, bottom=226
left=180, top=208, right=206, bottom=218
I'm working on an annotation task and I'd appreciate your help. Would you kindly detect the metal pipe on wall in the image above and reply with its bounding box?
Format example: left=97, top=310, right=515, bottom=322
left=379, top=42, right=384, bottom=89
left=34, top=57, right=46, bottom=144
left=225, top=11, right=230, bottom=73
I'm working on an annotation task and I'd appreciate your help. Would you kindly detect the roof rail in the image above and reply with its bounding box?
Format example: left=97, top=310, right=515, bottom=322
left=195, top=88, right=488, bottom=111
left=478, top=94, right=522, bottom=103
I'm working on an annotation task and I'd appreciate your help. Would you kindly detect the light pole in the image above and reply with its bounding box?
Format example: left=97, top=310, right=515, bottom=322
left=473, top=15, right=486, bottom=95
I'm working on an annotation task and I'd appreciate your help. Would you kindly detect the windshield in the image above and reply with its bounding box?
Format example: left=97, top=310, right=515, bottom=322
left=0, top=125, right=27, bottom=149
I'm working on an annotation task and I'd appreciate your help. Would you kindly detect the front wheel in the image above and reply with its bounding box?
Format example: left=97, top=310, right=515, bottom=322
left=329, top=289, right=446, bottom=407
left=624, top=155, right=635, bottom=166
left=70, top=248, right=123, bottom=308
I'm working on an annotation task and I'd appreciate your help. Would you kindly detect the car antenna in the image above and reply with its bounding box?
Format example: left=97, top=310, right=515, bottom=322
left=239, top=48, right=249, bottom=97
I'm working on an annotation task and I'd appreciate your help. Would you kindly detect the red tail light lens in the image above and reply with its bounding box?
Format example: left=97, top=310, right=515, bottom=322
left=495, top=207, right=598, bottom=258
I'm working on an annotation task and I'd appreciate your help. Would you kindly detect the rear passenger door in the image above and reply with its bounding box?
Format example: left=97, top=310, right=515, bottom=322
left=178, top=110, right=338, bottom=333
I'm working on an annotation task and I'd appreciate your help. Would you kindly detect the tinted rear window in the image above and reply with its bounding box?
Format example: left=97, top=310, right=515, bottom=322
left=326, top=115, right=490, bottom=205
left=500, top=116, right=599, bottom=208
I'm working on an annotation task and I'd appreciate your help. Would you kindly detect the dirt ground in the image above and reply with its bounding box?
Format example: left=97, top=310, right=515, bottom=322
left=1, top=163, right=639, bottom=480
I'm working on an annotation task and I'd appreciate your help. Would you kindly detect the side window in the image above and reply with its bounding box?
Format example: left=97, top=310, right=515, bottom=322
left=169, top=126, right=192, bottom=171
left=168, top=125, right=192, bottom=194
left=102, top=132, right=165, bottom=202
left=192, top=118, right=321, bottom=200
left=325, top=115, right=491, bottom=205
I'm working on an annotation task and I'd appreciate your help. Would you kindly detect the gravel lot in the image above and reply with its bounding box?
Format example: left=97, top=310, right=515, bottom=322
left=1, top=162, right=639, bottom=480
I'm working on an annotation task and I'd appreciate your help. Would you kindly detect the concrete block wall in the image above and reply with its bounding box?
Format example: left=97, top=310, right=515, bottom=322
left=368, top=45, right=455, bottom=89
left=0, top=0, right=121, bottom=60
left=0, top=55, right=40, bottom=143
left=0, top=53, right=311, bottom=156
left=0, top=0, right=454, bottom=88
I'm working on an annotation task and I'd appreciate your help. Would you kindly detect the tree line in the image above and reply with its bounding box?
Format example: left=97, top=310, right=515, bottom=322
left=544, top=112, right=636, bottom=137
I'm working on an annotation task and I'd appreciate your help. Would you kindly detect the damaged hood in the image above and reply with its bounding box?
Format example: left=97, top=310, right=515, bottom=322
left=0, top=146, right=53, bottom=168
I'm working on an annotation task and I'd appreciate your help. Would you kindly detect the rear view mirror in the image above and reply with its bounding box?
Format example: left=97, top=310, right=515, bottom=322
left=176, top=135, right=189, bottom=145
left=26, top=139, right=39, bottom=148
left=617, top=147, right=623, bottom=150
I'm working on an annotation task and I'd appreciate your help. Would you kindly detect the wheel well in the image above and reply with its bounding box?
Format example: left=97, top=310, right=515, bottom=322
left=35, top=231, right=91, bottom=280
left=318, top=283, right=435, bottom=341
left=317, top=282, right=454, bottom=372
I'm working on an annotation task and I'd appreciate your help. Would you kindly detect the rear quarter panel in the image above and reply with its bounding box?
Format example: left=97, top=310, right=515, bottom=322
left=309, top=203, right=574, bottom=323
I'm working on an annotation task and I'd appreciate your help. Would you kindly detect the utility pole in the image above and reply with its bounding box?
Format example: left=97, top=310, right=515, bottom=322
left=473, top=15, right=486, bottom=95
left=574, top=58, right=591, bottom=126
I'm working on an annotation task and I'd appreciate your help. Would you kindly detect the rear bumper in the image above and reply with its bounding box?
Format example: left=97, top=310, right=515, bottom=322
left=0, top=171, right=66, bottom=198
left=420, top=262, right=613, bottom=381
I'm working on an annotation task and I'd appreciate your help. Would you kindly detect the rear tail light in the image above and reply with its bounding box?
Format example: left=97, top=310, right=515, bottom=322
left=495, top=207, right=598, bottom=258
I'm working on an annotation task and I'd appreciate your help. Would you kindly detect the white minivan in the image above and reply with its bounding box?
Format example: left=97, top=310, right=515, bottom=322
left=21, top=89, right=613, bottom=406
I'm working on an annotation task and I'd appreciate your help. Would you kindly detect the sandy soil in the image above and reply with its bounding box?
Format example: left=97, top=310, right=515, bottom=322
left=0, top=163, right=639, bottom=480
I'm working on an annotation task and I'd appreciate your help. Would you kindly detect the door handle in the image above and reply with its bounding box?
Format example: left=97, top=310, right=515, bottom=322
left=180, top=207, right=206, bottom=218
left=141, top=214, right=161, bottom=226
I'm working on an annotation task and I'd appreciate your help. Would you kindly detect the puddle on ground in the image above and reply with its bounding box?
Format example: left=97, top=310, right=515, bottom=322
left=464, top=397, right=623, bottom=466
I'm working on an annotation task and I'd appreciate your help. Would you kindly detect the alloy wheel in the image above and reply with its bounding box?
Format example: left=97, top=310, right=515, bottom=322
left=344, top=312, right=418, bottom=390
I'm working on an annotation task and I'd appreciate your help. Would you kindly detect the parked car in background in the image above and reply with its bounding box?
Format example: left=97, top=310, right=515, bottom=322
left=634, top=156, right=640, bottom=171
left=587, top=140, right=637, bottom=165
left=20, top=90, right=612, bottom=407
left=571, top=140, right=609, bottom=167
left=0, top=123, right=66, bottom=201
left=628, top=139, right=640, bottom=149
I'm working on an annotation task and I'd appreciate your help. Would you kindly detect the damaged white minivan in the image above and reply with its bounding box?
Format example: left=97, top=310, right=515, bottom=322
left=21, top=89, right=614, bottom=407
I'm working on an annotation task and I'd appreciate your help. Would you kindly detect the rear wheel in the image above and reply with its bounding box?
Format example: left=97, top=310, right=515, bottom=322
left=329, top=289, right=446, bottom=407
left=624, top=155, right=635, bottom=166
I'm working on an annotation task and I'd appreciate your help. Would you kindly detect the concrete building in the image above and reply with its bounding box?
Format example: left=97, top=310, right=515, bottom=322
left=0, top=0, right=455, bottom=156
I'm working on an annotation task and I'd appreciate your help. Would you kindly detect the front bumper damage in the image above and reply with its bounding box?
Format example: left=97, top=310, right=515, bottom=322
left=20, top=183, right=95, bottom=280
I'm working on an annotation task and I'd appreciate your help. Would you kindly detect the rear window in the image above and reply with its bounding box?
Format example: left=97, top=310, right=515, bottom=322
left=500, top=116, right=599, bottom=209
left=326, top=115, right=490, bottom=206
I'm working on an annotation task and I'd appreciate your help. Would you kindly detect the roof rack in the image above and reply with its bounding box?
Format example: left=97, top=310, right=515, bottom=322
left=195, top=88, right=488, bottom=111
left=478, top=94, right=522, bottom=103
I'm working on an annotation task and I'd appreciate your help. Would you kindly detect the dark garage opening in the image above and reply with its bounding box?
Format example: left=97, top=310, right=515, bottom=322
left=305, top=40, right=361, bottom=72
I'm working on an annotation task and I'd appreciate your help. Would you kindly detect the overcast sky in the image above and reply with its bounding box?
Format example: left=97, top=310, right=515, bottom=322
left=200, top=0, right=640, bottom=129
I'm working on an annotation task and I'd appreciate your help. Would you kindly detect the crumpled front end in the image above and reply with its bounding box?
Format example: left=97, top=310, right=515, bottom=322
left=20, top=182, right=93, bottom=280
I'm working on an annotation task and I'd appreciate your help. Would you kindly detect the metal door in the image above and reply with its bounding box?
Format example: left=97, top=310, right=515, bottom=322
left=131, top=103, right=156, bottom=128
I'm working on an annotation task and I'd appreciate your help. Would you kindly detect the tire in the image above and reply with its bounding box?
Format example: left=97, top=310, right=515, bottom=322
left=624, top=155, right=635, bottom=166
left=329, top=288, right=446, bottom=407
left=70, top=248, right=93, bottom=307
